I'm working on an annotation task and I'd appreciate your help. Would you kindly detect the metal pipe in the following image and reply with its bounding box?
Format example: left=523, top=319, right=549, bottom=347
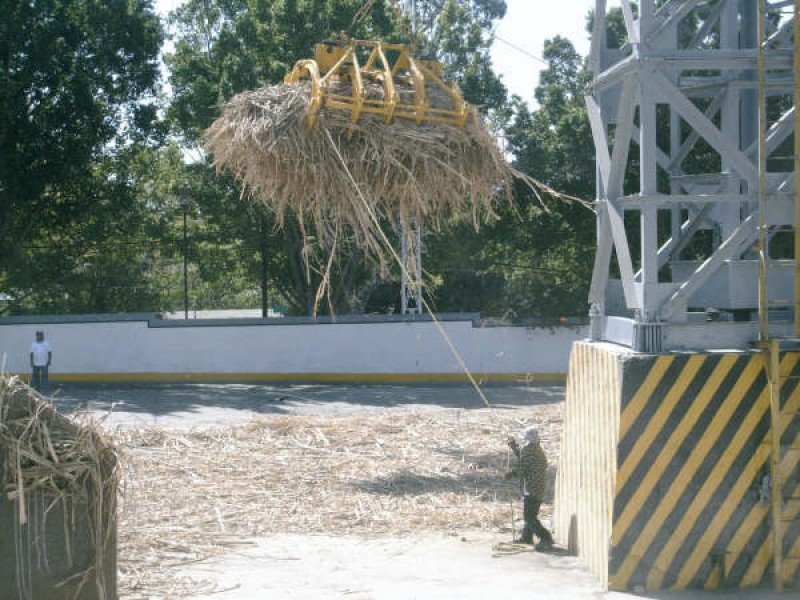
left=742, top=1, right=760, bottom=152
left=794, top=0, right=800, bottom=336
left=758, top=0, right=769, bottom=341
left=759, top=4, right=784, bottom=593
left=261, top=218, right=269, bottom=318
left=183, top=207, right=188, bottom=320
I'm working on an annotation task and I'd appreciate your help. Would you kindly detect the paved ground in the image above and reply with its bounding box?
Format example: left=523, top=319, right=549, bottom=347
left=185, top=532, right=605, bottom=600
left=183, top=533, right=792, bottom=600
left=49, top=381, right=564, bottom=428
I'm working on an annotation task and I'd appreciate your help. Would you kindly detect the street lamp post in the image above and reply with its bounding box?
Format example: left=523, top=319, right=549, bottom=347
left=179, top=186, right=190, bottom=320
left=260, top=216, right=269, bottom=318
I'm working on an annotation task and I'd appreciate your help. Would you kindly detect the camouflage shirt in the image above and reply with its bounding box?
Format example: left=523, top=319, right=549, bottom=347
left=513, top=441, right=547, bottom=499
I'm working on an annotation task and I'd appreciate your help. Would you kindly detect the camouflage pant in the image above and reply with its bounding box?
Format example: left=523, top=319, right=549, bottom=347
left=521, top=494, right=553, bottom=544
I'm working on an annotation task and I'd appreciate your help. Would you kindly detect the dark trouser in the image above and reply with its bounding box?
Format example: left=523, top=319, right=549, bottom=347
left=31, top=365, right=48, bottom=392
left=520, top=494, right=554, bottom=544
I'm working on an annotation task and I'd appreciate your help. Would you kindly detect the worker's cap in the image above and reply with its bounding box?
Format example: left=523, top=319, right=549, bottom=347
left=523, top=426, right=539, bottom=444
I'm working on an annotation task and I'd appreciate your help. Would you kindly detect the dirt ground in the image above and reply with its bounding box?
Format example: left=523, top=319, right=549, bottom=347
left=52, top=383, right=793, bottom=600
left=179, top=533, right=793, bottom=600
left=183, top=532, right=605, bottom=600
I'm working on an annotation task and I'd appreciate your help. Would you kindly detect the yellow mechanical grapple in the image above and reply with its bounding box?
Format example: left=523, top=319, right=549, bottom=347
left=283, top=37, right=470, bottom=129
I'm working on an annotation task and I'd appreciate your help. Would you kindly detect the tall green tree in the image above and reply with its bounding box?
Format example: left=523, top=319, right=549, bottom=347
left=497, top=36, right=595, bottom=319
left=426, top=35, right=595, bottom=320
left=6, top=143, right=186, bottom=314
left=415, top=0, right=507, bottom=113
left=0, top=0, right=164, bottom=312
left=165, top=0, right=509, bottom=315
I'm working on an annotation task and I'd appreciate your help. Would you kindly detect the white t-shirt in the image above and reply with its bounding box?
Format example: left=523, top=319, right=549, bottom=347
left=30, top=341, right=52, bottom=367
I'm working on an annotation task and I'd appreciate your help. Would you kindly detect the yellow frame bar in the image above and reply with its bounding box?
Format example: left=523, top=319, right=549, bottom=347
left=284, top=37, right=470, bottom=129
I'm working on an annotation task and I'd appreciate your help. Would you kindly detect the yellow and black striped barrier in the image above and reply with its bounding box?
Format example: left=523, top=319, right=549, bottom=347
left=555, top=342, right=800, bottom=591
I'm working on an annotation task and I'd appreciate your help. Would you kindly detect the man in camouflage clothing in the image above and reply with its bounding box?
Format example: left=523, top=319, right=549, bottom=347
left=507, top=425, right=554, bottom=549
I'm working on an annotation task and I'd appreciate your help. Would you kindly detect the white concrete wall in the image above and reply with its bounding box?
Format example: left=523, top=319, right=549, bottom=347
left=0, top=316, right=586, bottom=381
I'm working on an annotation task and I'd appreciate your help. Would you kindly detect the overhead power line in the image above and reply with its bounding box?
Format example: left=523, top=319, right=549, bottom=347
left=493, top=35, right=547, bottom=66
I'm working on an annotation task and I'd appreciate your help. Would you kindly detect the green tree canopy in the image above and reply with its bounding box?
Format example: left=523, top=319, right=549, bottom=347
left=0, top=0, right=163, bottom=256
left=425, top=34, right=595, bottom=320
left=413, top=0, right=507, bottom=113
left=163, top=0, right=509, bottom=315
left=0, top=0, right=164, bottom=312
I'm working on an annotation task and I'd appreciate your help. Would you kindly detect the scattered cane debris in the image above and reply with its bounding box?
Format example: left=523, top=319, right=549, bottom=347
left=0, top=376, right=118, bottom=600
left=115, top=405, right=562, bottom=598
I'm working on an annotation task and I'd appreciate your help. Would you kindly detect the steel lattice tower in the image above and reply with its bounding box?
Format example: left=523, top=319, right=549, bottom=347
left=588, top=0, right=800, bottom=352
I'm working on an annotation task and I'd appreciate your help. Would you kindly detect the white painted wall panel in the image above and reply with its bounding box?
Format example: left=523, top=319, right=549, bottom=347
left=0, top=317, right=586, bottom=379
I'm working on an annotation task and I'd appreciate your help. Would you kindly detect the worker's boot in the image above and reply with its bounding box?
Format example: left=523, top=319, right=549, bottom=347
left=514, top=525, right=534, bottom=545
left=535, top=528, right=555, bottom=551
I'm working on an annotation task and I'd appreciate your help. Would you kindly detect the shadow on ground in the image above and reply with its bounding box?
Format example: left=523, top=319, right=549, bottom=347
left=350, top=468, right=517, bottom=499
left=48, top=382, right=565, bottom=422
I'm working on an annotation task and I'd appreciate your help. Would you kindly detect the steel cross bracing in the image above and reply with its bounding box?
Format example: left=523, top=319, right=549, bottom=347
left=588, top=0, right=800, bottom=352
left=400, top=220, right=423, bottom=315
left=399, top=0, right=423, bottom=315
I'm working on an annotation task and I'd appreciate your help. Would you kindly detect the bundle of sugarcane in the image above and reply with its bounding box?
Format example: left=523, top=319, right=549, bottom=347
left=0, top=377, right=118, bottom=600
left=204, top=79, right=511, bottom=261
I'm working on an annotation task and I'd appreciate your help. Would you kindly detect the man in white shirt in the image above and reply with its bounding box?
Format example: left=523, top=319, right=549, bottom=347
left=30, top=330, right=52, bottom=392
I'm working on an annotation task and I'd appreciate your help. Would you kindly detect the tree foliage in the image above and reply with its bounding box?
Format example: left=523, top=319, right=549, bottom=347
left=413, top=0, right=507, bottom=113
left=0, top=0, right=162, bottom=248
left=425, top=35, right=595, bottom=320
left=6, top=143, right=189, bottom=314
left=2, top=0, right=599, bottom=320
left=163, top=0, right=510, bottom=316
left=0, top=0, right=164, bottom=313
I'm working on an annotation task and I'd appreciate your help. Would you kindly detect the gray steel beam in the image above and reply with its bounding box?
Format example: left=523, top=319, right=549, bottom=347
left=587, top=0, right=798, bottom=341
left=661, top=213, right=759, bottom=320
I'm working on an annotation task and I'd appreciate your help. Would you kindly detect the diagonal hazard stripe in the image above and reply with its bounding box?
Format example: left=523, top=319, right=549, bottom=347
left=688, top=353, right=798, bottom=586
left=731, top=464, right=800, bottom=587
left=610, top=354, right=738, bottom=586
left=644, top=354, right=768, bottom=588
left=740, top=524, right=772, bottom=588
left=739, top=434, right=800, bottom=586
left=619, top=356, right=675, bottom=440
left=726, top=384, right=800, bottom=586
left=717, top=449, right=769, bottom=588
left=615, top=355, right=747, bottom=587
left=671, top=394, right=770, bottom=587
left=615, top=355, right=705, bottom=495
left=724, top=360, right=800, bottom=587
left=780, top=481, right=800, bottom=584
